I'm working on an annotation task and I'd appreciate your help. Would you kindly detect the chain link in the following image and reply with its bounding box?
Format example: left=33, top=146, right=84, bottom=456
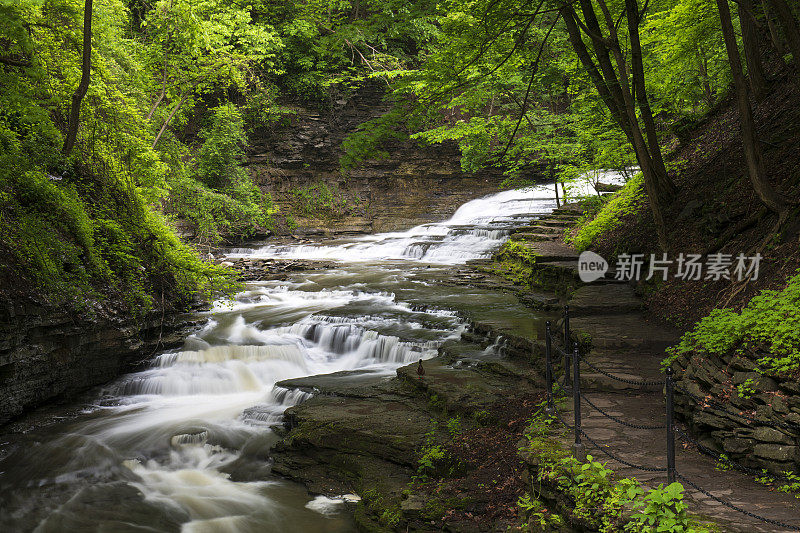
left=577, top=424, right=668, bottom=472
left=551, top=405, right=667, bottom=472
left=578, top=355, right=664, bottom=387
left=676, top=471, right=800, bottom=531
left=582, top=393, right=667, bottom=430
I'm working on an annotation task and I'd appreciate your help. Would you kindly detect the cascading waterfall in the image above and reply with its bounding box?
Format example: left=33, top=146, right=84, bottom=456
left=0, top=179, right=627, bottom=532
left=228, top=186, right=562, bottom=263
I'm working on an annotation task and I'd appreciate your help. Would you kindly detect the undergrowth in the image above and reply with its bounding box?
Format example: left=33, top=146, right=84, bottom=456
left=516, top=408, right=716, bottom=532
left=665, top=269, right=800, bottom=374
left=565, top=173, right=646, bottom=251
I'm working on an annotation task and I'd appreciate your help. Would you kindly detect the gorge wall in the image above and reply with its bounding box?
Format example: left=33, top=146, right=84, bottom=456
left=0, top=299, right=197, bottom=426
left=247, top=83, right=526, bottom=234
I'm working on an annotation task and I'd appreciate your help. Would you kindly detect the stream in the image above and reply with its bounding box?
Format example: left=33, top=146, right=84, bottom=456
left=0, top=184, right=576, bottom=532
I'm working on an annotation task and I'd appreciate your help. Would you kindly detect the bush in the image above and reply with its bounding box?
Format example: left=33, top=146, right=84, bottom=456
left=291, top=181, right=354, bottom=219
left=166, top=103, right=277, bottom=243
left=0, top=163, right=239, bottom=312
left=666, top=270, right=800, bottom=374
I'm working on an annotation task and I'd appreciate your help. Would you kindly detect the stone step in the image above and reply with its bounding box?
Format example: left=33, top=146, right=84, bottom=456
left=509, top=232, right=558, bottom=242
left=569, top=314, right=681, bottom=351
left=537, top=220, right=572, bottom=228
left=567, top=284, right=644, bottom=316
left=522, top=225, right=561, bottom=234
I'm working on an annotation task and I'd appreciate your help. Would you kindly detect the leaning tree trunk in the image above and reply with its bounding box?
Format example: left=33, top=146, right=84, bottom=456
left=62, top=0, right=93, bottom=156
left=561, top=2, right=675, bottom=250
left=626, top=0, right=677, bottom=202
left=739, top=0, right=768, bottom=100
left=717, top=0, right=786, bottom=213
left=767, top=0, right=800, bottom=79
left=762, top=0, right=787, bottom=56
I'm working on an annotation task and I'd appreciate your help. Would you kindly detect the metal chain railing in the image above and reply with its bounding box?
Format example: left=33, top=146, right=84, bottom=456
left=581, top=392, right=667, bottom=430
left=540, top=306, right=800, bottom=531
left=676, top=472, right=800, bottom=532
left=579, top=356, right=664, bottom=387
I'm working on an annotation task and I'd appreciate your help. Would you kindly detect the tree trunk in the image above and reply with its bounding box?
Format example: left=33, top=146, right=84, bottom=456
left=152, top=90, right=191, bottom=149
left=718, top=0, right=787, bottom=213
left=767, top=0, right=800, bottom=76
left=762, top=0, right=787, bottom=56
left=697, top=47, right=714, bottom=106
left=561, top=2, right=675, bottom=250
left=739, top=0, right=768, bottom=100
left=626, top=0, right=677, bottom=202
left=62, top=0, right=93, bottom=156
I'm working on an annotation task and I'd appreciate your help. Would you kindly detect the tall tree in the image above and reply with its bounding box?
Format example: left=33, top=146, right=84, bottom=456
left=767, top=0, right=800, bottom=80
left=717, top=0, right=786, bottom=214
left=559, top=0, right=677, bottom=249
left=762, top=0, right=787, bottom=56
left=62, top=0, right=92, bottom=156
left=739, top=0, right=768, bottom=100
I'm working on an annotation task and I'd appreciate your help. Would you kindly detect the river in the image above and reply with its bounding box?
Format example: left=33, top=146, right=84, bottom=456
left=0, top=184, right=574, bottom=532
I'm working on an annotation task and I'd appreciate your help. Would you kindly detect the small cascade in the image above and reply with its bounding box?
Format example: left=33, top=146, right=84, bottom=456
left=228, top=186, right=560, bottom=263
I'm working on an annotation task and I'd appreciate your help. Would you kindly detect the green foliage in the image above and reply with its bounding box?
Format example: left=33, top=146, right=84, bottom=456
left=340, top=107, right=408, bottom=170
left=195, top=104, right=249, bottom=190
left=167, top=175, right=276, bottom=244
left=359, top=488, right=403, bottom=529
left=167, top=103, right=276, bottom=243
left=291, top=181, right=356, bottom=219
left=736, top=378, right=757, bottom=400
left=0, top=0, right=244, bottom=309
left=566, top=173, right=646, bottom=252
left=626, top=482, right=693, bottom=533
left=446, top=416, right=462, bottom=438
left=516, top=492, right=564, bottom=530
left=414, top=419, right=464, bottom=481
left=665, top=270, right=800, bottom=374
left=520, top=409, right=713, bottom=533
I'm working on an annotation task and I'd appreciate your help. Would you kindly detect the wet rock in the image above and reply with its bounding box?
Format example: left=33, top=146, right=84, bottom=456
left=33, top=481, right=188, bottom=533
left=0, top=298, right=200, bottom=425
left=753, top=444, right=798, bottom=462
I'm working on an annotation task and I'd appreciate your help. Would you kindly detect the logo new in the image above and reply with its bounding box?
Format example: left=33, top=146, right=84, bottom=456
left=578, top=251, right=608, bottom=283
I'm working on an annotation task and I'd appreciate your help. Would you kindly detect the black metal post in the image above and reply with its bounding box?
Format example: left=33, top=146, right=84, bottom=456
left=666, top=366, right=676, bottom=483
left=545, top=321, right=553, bottom=413
left=572, top=342, right=585, bottom=460
left=564, top=305, right=571, bottom=387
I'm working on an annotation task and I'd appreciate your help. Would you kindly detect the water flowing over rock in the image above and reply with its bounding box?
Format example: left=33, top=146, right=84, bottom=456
left=0, top=185, right=560, bottom=532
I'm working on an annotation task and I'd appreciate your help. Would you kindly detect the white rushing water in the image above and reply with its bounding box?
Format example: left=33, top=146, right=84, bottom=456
left=229, top=175, right=627, bottom=264
left=2, top=177, right=628, bottom=532
left=230, top=186, right=552, bottom=263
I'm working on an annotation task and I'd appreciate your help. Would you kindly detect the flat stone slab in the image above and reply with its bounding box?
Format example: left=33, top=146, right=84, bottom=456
left=570, top=313, right=681, bottom=351
left=568, top=284, right=644, bottom=316
left=528, top=242, right=579, bottom=262
left=276, top=369, right=392, bottom=395
left=509, top=232, right=557, bottom=242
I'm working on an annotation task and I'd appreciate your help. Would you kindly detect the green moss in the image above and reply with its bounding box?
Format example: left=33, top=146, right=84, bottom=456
left=566, top=173, right=646, bottom=251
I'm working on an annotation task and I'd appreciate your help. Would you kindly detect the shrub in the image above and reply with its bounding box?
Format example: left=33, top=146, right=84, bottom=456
left=666, top=269, right=800, bottom=374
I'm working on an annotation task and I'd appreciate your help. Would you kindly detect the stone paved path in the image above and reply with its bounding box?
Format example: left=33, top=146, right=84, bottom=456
left=526, top=207, right=800, bottom=533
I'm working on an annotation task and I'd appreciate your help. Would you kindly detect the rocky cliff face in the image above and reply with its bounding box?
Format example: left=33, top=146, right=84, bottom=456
left=0, top=299, right=197, bottom=426
left=247, top=83, right=525, bottom=234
